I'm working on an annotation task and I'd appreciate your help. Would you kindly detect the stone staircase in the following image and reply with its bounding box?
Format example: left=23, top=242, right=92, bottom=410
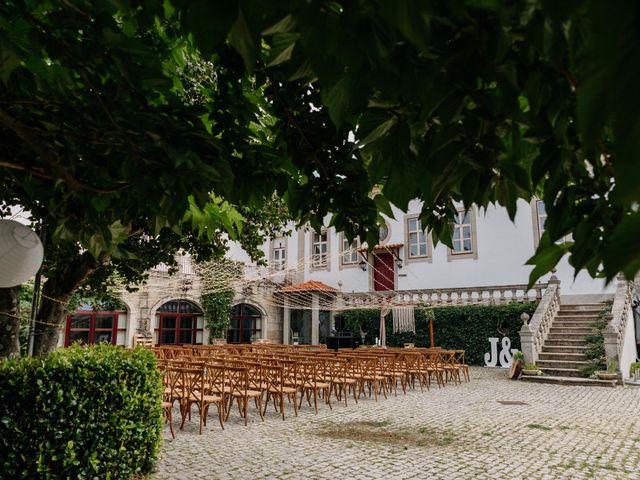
left=536, top=303, right=600, bottom=377
left=522, top=303, right=617, bottom=387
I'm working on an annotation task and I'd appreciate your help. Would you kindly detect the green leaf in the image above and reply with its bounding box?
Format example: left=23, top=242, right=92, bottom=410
left=262, top=14, right=296, bottom=35
left=0, top=42, right=21, bottom=84
left=373, top=194, right=395, bottom=219
left=266, top=33, right=299, bottom=67
left=321, top=77, right=353, bottom=128
left=357, top=116, right=397, bottom=148
left=526, top=239, right=566, bottom=286
left=229, top=8, right=257, bottom=71
left=602, top=213, right=640, bottom=281
left=185, top=0, right=237, bottom=55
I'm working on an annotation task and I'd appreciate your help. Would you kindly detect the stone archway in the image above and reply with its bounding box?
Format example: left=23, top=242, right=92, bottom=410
left=228, top=303, right=264, bottom=344
left=152, top=299, right=204, bottom=345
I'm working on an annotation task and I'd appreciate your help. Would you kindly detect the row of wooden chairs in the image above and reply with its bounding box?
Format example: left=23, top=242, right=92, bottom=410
left=158, top=346, right=469, bottom=437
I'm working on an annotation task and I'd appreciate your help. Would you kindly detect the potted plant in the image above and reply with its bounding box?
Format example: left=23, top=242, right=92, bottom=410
left=509, top=351, right=524, bottom=379
left=521, top=363, right=540, bottom=376
left=630, top=362, right=640, bottom=381
left=597, top=359, right=618, bottom=380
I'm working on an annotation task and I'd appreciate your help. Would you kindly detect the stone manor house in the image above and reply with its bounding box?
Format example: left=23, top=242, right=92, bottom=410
left=60, top=198, right=615, bottom=349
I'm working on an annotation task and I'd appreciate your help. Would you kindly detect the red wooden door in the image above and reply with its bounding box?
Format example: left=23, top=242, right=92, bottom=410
left=373, top=252, right=395, bottom=291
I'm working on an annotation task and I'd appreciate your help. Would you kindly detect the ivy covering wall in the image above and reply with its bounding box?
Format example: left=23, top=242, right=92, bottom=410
left=337, top=303, right=538, bottom=365
left=201, top=290, right=235, bottom=339
left=197, top=258, right=244, bottom=341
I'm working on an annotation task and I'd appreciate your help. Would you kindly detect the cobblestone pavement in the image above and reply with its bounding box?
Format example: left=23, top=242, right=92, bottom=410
left=155, top=368, right=640, bottom=480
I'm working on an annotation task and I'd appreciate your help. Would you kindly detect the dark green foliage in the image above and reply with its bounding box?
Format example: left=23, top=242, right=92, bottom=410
left=201, top=291, right=235, bottom=339
left=340, top=303, right=537, bottom=365
left=0, top=345, right=162, bottom=479
left=581, top=305, right=611, bottom=377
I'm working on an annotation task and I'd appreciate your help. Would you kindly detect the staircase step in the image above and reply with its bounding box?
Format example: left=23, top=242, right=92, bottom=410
left=549, top=327, right=594, bottom=335
left=555, top=313, right=600, bottom=320
left=553, top=321, right=598, bottom=327
left=541, top=345, right=587, bottom=354
left=546, top=334, right=590, bottom=343
left=544, top=339, right=588, bottom=347
left=538, top=352, right=588, bottom=362
left=538, top=367, right=585, bottom=377
left=537, top=359, right=589, bottom=369
left=521, top=375, right=617, bottom=387
left=557, top=304, right=606, bottom=312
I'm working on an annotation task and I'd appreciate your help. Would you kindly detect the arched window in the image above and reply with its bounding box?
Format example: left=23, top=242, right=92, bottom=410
left=155, top=299, right=204, bottom=345
left=228, top=304, right=262, bottom=344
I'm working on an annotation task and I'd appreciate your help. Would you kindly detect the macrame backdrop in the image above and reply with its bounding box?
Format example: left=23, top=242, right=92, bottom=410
left=392, top=307, right=416, bottom=334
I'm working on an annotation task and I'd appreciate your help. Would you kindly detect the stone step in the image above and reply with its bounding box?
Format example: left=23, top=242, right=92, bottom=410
left=541, top=345, right=587, bottom=354
left=554, top=313, right=600, bottom=320
left=544, top=339, right=588, bottom=347
left=538, top=352, right=588, bottom=362
left=537, top=359, right=589, bottom=370
left=538, top=367, right=584, bottom=378
left=546, top=334, right=590, bottom=343
left=557, top=304, right=606, bottom=311
left=521, top=375, right=618, bottom=387
left=552, top=321, right=598, bottom=328
left=548, top=327, right=594, bottom=335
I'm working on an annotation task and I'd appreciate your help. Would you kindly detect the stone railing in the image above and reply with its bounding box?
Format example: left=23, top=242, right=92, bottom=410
left=603, top=276, right=634, bottom=371
left=519, top=275, right=561, bottom=364
left=150, top=255, right=195, bottom=275
left=337, top=283, right=547, bottom=310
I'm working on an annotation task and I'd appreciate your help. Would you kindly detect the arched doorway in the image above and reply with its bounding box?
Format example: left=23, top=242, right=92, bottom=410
left=228, top=304, right=262, bottom=344
left=155, top=299, right=204, bottom=345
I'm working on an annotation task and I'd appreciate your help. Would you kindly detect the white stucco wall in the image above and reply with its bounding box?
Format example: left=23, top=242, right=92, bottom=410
left=255, top=199, right=613, bottom=297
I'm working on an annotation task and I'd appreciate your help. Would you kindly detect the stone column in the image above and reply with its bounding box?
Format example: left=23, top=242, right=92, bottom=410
left=311, top=294, right=320, bottom=345
left=137, top=290, right=152, bottom=338
left=603, top=312, right=619, bottom=364
left=518, top=313, right=535, bottom=363
left=283, top=298, right=291, bottom=344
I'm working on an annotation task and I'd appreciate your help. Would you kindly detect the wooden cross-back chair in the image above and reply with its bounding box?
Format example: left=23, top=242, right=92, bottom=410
left=262, top=364, right=298, bottom=420
left=174, top=366, right=224, bottom=433
left=225, top=366, right=264, bottom=426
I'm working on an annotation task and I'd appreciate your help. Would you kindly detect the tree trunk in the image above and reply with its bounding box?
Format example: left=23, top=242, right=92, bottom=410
left=32, top=251, right=110, bottom=356
left=0, top=287, right=21, bottom=359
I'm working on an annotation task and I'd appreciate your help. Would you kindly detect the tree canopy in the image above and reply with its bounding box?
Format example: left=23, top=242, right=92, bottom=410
left=1, top=0, right=640, bottom=353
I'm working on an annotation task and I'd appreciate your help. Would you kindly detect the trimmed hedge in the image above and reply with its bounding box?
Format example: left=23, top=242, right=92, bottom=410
left=0, top=345, right=163, bottom=479
left=338, top=303, right=538, bottom=365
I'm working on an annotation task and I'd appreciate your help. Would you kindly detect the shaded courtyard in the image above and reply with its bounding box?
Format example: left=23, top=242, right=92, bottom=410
left=156, top=367, right=640, bottom=479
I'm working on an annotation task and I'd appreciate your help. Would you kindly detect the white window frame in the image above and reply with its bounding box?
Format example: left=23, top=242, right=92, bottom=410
left=404, top=215, right=431, bottom=263
left=448, top=208, right=478, bottom=261
left=310, top=229, right=330, bottom=270
left=270, top=237, right=287, bottom=271
left=339, top=234, right=361, bottom=269
left=532, top=199, right=572, bottom=249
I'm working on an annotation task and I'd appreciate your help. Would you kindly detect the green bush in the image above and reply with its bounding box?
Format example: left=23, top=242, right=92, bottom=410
left=339, top=303, right=537, bottom=365
left=581, top=304, right=611, bottom=377
left=0, top=345, right=163, bottom=479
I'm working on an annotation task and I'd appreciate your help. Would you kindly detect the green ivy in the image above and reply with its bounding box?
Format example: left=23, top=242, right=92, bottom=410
left=0, top=345, right=162, bottom=479
left=581, top=303, right=612, bottom=377
left=201, top=291, right=235, bottom=339
left=339, top=303, right=538, bottom=365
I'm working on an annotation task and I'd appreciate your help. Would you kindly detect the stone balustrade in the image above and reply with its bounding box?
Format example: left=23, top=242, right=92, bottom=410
left=603, top=276, right=634, bottom=374
left=336, top=283, right=547, bottom=310
left=150, top=255, right=195, bottom=275
left=519, top=275, right=560, bottom=364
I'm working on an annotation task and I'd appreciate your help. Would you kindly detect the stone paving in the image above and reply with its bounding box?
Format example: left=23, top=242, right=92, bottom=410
left=155, top=367, right=640, bottom=479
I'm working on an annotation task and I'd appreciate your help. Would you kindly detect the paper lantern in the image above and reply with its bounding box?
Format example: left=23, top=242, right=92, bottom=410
left=0, top=219, right=44, bottom=288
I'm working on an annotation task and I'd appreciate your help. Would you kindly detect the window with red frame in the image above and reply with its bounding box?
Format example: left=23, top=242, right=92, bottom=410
left=65, top=311, right=126, bottom=346
left=155, top=299, right=204, bottom=345
left=227, top=304, right=262, bottom=344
